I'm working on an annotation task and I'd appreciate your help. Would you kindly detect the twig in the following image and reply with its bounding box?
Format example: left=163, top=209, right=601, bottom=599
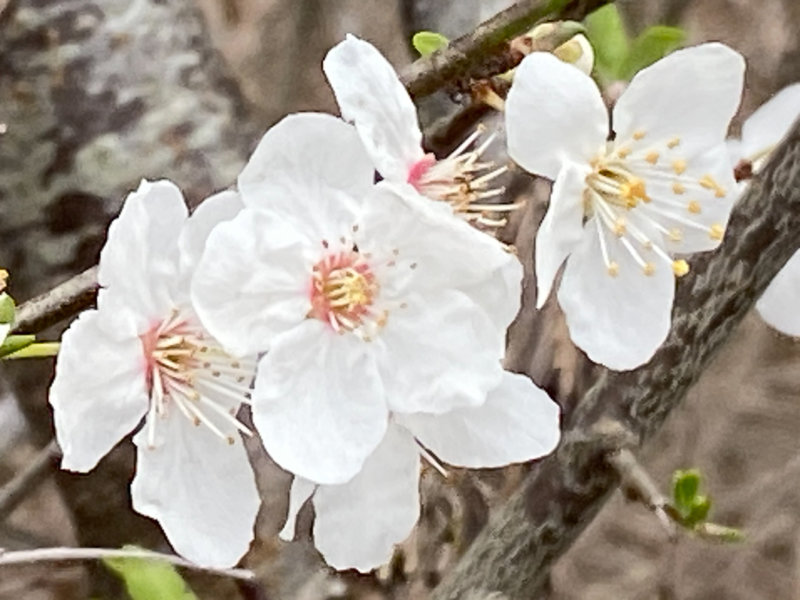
left=0, top=439, right=61, bottom=520
left=400, top=0, right=611, bottom=98
left=12, top=266, right=98, bottom=334
left=0, top=546, right=255, bottom=581
left=606, top=448, right=677, bottom=540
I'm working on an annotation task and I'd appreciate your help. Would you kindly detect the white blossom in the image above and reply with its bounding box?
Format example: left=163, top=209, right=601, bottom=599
left=323, top=35, right=518, bottom=231
left=191, top=112, right=561, bottom=493
left=49, top=181, right=259, bottom=568
left=505, top=43, right=745, bottom=370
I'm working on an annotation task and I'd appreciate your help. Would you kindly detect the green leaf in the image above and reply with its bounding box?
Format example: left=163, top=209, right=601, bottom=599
left=103, top=547, right=198, bottom=600
left=672, top=469, right=701, bottom=513
left=412, top=31, right=449, bottom=57
left=3, top=341, right=60, bottom=359
left=620, top=25, right=685, bottom=80
left=686, top=494, right=711, bottom=526
left=0, top=334, right=35, bottom=359
left=0, top=292, right=15, bottom=325
left=584, top=4, right=629, bottom=80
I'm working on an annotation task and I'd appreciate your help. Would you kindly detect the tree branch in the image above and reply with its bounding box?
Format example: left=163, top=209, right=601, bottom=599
left=431, top=118, right=800, bottom=600
left=401, top=0, right=611, bottom=98
left=0, top=546, right=254, bottom=581
left=0, top=439, right=61, bottom=520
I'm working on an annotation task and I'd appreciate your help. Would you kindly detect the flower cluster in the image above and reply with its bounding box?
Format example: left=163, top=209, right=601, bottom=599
left=47, top=28, right=795, bottom=574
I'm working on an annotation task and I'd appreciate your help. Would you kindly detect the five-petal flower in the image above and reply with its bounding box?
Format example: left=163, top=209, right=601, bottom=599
left=506, top=43, right=745, bottom=370
left=192, top=112, right=560, bottom=488
left=49, top=180, right=260, bottom=568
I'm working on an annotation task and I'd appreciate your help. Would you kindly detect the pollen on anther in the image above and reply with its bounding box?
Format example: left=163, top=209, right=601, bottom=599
left=672, top=259, right=689, bottom=277
left=633, top=130, right=646, bottom=140
left=227, top=436, right=235, bottom=445
left=667, top=137, right=680, bottom=149
left=616, top=147, right=632, bottom=159
left=672, top=183, right=686, bottom=195
left=709, top=224, right=725, bottom=241
left=668, top=228, right=683, bottom=242
left=687, top=201, right=701, bottom=214
left=643, top=262, right=655, bottom=276
left=672, top=159, right=687, bottom=175
left=607, top=261, right=619, bottom=277
left=699, top=174, right=726, bottom=198
left=645, top=151, right=659, bottom=164
left=613, top=219, right=626, bottom=236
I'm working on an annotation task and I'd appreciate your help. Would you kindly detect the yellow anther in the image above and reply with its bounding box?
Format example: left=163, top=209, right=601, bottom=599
left=699, top=174, right=726, bottom=198
left=645, top=151, right=659, bottom=164
left=710, top=224, right=725, bottom=240
left=672, top=182, right=686, bottom=195
left=672, top=159, right=687, bottom=175
left=672, top=259, right=689, bottom=277
left=668, top=228, right=683, bottom=242
left=667, top=137, right=681, bottom=149
left=633, top=130, right=646, bottom=140
left=607, top=261, right=620, bottom=277
left=617, top=147, right=632, bottom=159
left=687, top=201, right=701, bottom=214
left=620, top=177, right=647, bottom=207
left=613, top=219, right=627, bottom=236
left=643, top=262, right=656, bottom=276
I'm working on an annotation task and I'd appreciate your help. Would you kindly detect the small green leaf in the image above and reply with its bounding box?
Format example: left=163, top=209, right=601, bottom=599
left=620, top=25, right=685, bottom=79
left=584, top=4, right=629, bottom=80
left=412, top=31, right=449, bottom=57
left=0, top=334, right=35, bottom=359
left=0, top=292, right=15, bottom=325
left=672, top=469, right=701, bottom=513
left=103, top=547, right=198, bottom=600
left=686, top=494, right=711, bottom=526
left=3, top=341, right=60, bottom=359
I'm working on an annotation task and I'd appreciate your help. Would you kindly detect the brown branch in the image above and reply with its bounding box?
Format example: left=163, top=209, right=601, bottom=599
left=401, top=0, right=611, bottom=98
left=0, top=439, right=61, bottom=520
left=11, top=0, right=610, bottom=335
left=431, top=118, right=800, bottom=599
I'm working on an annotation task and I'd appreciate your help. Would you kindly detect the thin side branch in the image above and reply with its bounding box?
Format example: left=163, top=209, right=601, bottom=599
left=431, top=118, right=800, bottom=600
left=0, top=546, right=255, bottom=581
left=607, top=447, right=677, bottom=540
left=401, top=0, right=611, bottom=98
left=13, top=267, right=98, bottom=334
left=0, top=439, right=61, bottom=520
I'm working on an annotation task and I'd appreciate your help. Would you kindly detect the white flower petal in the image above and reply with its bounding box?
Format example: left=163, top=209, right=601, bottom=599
left=757, top=249, right=800, bottom=337
left=237, top=112, right=373, bottom=236
left=558, top=220, right=675, bottom=370
left=324, top=35, right=425, bottom=182
left=400, top=370, right=560, bottom=468
left=376, top=290, right=503, bottom=415
left=312, top=424, right=420, bottom=572
left=253, top=319, right=387, bottom=485
left=98, top=179, right=188, bottom=317
left=279, top=476, right=316, bottom=541
left=741, top=83, right=800, bottom=164
left=506, top=52, right=608, bottom=180
left=191, top=208, right=311, bottom=357
left=49, top=309, right=148, bottom=472
left=535, top=162, right=590, bottom=308
left=613, top=43, right=744, bottom=156
left=130, top=416, right=260, bottom=568
left=179, top=189, right=244, bottom=277
left=359, top=182, right=523, bottom=331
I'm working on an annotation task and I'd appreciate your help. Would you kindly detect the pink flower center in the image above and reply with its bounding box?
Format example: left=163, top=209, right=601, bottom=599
left=407, top=153, right=437, bottom=188
left=309, top=249, right=384, bottom=335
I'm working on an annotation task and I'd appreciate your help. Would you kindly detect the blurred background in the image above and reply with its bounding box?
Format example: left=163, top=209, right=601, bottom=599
left=1, top=0, right=799, bottom=598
